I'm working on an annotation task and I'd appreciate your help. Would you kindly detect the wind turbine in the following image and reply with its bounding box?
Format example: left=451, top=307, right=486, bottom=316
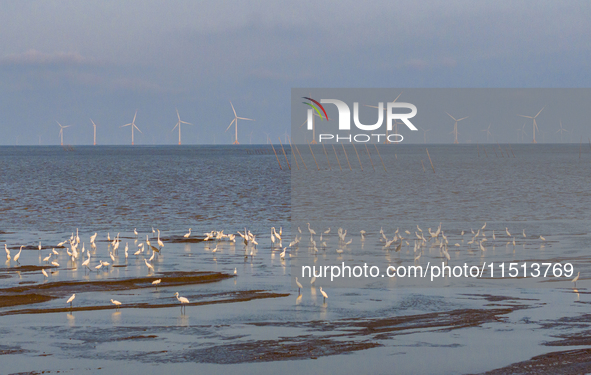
left=365, top=92, right=403, bottom=143
left=446, top=113, right=468, bottom=144
left=301, top=112, right=322, bottom=144
left=419, top=127, right=430, bottom=144
left=556, top=120, right=568, bottom=142
left=226, top=101, right=254, bottom=145
left=172, top=109, right=193, bottom=145
left=518, top=106, right=545, bottom=144
left=262, top=131, right=270, bottom=144
left=56, top=121, right=73, bottom=146
left=121, top=111, right=142, bottom=145
left=482, top=124, right=493, bottom=142
left=90, top=119, right=97, bottom=145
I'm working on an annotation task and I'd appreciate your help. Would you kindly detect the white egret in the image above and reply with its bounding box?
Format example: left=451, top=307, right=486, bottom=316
left=38, top=242, right=42, bottom=251
left=307, top=223, right=316, bottom=236
left=174, top=292, right=190, bottom=314
left=152, top=279, right=161, bottom=290
left=540, top=235, right=546, bottom=241
left=95, top=261, right=103, bottom=271
left=144, top=259, right=154, bottom=272
left=67, top=294, right=76, bottom=308
left=82, top=256, right=91, bottom=271
left=280, top=247, right=287, bottom=260
left=157, top=230, right=164, bottom=248
left=295, top=277, right=303, bottom=294
left=14, top=245, right=23, bottom=264
left=133, top=228, right=138, bottom=237
left=320, top=287, right=328, bottom=302
left=41, top=269, right=48, bottom=278
left=234, top=268, right=237, bottom=275
left=5, top=244, right=10, bottom=261
left=51, top=260, right=60, bottom=267
left=111, top=299, right=122, bottom=310
left=572, top=272, right=580, bottom=288
left=184, top=228, right=192, bottom=238
left=506, top=228, right=511, bottom=237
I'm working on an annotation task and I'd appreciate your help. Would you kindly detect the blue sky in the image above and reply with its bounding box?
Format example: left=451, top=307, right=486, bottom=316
left=0, top=1, right=590, bottom=145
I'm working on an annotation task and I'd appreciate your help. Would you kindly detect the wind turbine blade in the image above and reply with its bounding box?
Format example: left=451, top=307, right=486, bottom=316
left=446, top=112, right=457, bottom=121
left=534, top=106, right=545, bottom=118
left=180, top=121, right=193, bottom=125
left=121, top=123, right=131, bottom=128
left=133, top=110, right=137, bottom=124
left=90, top=119, right=97, bottom=127
left=134, top=124, right=143, bottom=134
left=172, top=122, right=179, bottom=131
left=56, top=121, right=63, bottom=128
left=237, top=117, right=254, bottom=121
left=230, top=101, right=237, bottom=117
left=364, top=104, right=381, bottom=109
left=176, top=108, right=181, bottom=122
left=226, top=119, right=236, bottom=132
left=518, top=115, right=533, bottom=119
left=457, top=117, right=468, bottom=121
left=392, top=92, right=402, bottom=103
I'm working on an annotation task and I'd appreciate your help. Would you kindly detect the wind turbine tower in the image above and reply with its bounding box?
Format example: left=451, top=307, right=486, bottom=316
left=56, top=121, right=73, bottom=146
left=225, top=101, right=254, bottom=145
left=172, top=109, right=193, bottom=145
left=446, top=113, right=468, bottom=144
left=121, top=111, right=142, bottom=145
left=518, top=106, right=545, bottom=143
left=90, top=119, right=97, bottom=145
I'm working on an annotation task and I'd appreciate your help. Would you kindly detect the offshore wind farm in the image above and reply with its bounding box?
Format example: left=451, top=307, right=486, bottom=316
left=3, top=2, right=591, bottom=375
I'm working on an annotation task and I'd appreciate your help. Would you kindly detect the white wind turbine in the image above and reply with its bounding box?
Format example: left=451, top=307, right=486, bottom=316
left=419, top=127, right=430, bottom=144
left=482, top=123, right=493, bottom=142
left=365, top=92, right=403, bottom=143
left=226, top=101, right=254, bottom=145
left=262, top=131, right=271, bottom=144
left=518, top=106, right=545, bottom=144
left=90, top=119, right=98, bottom=145
left=446, top=113, right=468, bottom=144
left=121, top=111, right=142, bottom=145
left=56, top=121, right=73, bottom=146
left=556, top=120, right=568, bottom=142
left=172, top=109, right=193, bottom=145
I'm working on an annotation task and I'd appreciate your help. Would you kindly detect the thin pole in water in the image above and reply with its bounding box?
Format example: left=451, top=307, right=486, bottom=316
left=342, top=144, right=352, bottom=171
left=333, top=145, right=342, bottom=171
left=322, top=143, right=331, bottom=170
left=421, top=160, right=426, bottom=172
left=352, top=144, right=363, bottom=171
left=374, top=144, right=386, bottom=172
left=270, top=142, right=282, bottom=170
left=289, top=138, right=300, bottom=170
left=278, top=137, right=291, bottom=170
left=295, top=144, right=307, bottom=170
left=426, top=148, right=435, bottom=173
left=365, top=144, right=375, bottom=171
left=308, top=142, right=320, bottom=170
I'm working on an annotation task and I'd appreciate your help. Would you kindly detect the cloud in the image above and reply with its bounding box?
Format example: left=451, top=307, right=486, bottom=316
left=0, top=49, right=92, bottom=66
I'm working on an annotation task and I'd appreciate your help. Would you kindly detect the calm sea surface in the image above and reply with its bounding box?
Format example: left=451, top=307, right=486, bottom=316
left=1, top=144, right=591, bottom=374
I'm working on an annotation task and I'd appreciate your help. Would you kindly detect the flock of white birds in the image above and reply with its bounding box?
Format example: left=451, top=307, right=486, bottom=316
left=2, top=221, right=580, bottom=314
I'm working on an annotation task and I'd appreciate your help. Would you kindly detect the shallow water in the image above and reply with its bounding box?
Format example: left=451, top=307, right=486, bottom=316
left=1, top=145, right=591, bottom=374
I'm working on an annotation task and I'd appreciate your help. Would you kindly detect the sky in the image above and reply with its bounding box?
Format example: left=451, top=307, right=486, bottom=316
left=0, top=0, right=590, bottom=145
